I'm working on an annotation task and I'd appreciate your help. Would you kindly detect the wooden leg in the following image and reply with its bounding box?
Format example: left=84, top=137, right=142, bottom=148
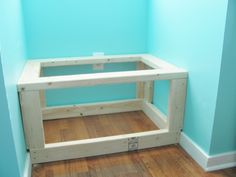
left=40, top=90, right=46, bottom=108
left=136, top=62, right=145, bottom=99
left=167, top=79, right=187, bottom=133
left=20, top=91, right=45, bottom=149
left=144, top=81, right=154, bottom=103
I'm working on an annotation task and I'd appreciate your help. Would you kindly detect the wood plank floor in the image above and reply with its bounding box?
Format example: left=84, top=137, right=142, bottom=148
left=43, top=111, right=158, bottom=143
left=39, top=111, right=236, bottom=177
left=32, top=145, right=236, bottom=177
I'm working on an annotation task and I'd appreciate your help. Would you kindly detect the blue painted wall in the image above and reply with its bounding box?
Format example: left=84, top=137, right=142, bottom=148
left=0, top=3, right=235, bottom=177
left=148, top=0, right=228, bottom=154
left=22, top=0, right=148, bottom=105
left=43, top=62, right=137, bottom=106
left=210, top=0, right=236, bottom=155
left=23, top=0, right=148, bottom=58
left=0, top=59, right=21, bottom=177
left=0, top=0, right=27, bottom=176
left=153, top=80, right=169, bottom=115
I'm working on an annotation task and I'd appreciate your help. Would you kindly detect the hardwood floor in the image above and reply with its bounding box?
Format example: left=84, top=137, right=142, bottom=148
left=32, top=145, right=236, bottom=177
left=43, top=111, right=158, bottom=143
left=36, top=111, right=236, bottom=177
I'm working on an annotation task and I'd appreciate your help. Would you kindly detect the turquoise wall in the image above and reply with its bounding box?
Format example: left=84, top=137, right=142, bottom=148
left=0, top=3, right=235, bottom=177
left=210, top=0, right=236, bottom=155
left=22, top=0, right=148, bottom=105
left=43, top=62, right=136, bottom=106
left=23, top=0, right=148, bottom=58
left=153, top=80, right=169, bottom=115
left=0, top=0, right=27, bottom=176
left=0, top=59, right=21, bottom=177
left=148, top=0, right=228, bottom=154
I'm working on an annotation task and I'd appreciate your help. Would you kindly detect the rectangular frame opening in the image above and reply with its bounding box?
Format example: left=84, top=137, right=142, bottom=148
left=18, top=54, right=187, bottom=164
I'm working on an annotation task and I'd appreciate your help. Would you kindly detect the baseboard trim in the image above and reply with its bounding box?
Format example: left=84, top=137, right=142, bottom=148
left=23, top=153, right=31, bottom=177
left=179, top=132, right=236, bottom=172
left=207, top=151, right=236, bottom=171
left=179, top=132, right=209, bottom=169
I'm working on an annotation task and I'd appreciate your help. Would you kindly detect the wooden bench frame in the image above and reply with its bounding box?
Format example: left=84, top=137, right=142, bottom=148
left=18, top=54, right=187, bottom=164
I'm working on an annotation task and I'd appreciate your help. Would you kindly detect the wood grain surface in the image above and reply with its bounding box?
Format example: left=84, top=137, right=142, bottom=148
left=43, top=111, right=159, bottom=143
left=32, top=145, right=236, bottom=177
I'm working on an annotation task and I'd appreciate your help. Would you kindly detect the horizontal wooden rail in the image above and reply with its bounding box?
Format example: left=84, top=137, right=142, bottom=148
left=43, top=99, right=143, bottom=120
left=30, top=130, right=179, bottom=164
left=18, top=69, right=187, bottom=91
left=142, top=101, right=168, bottom=129
left=40, top=55, right=142, bottom=67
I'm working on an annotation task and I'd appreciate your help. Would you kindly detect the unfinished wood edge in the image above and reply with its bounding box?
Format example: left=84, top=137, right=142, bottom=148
left=20, top=91, right=45, bottom=149
left=39, top=91, right=46, bottom=108
left=18, top=69, right=187, bottom=91
left=136, top=59, right=154, bottom=102
left=30, top=130, right=178, bottom=164
left=38, top=54, right=143, bottom=67
left=140, top=57, right=161, bottom=69
left=141, top=54, right=173, bottom=69
left=167, top=79, right=187, bottom=132
left=32, top=53, right=144, bottom=62
left=141, top=54, right=186, bottom=71
left=39, top=67, right=46, bottom=108
left=18, top=61, right=41, bottom=89
left=19, top=92, right=30, bottom=149
left=18, top=54, right=188, bottom=91
left=136, top=62, right=145, bottom=99
left=45, top=129, right=168, bottom=147
left=136, top=82, right=144, bottom=98
left=144, top=81, right=154, bottom=103
left=42, top=99, right=143, bottom=120
left=142, top=101, right=168, bottom=129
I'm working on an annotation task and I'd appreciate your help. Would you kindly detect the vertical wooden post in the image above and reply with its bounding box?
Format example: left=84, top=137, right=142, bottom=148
left=167, top=79, right=187, bottom=133
left=136, top=61, right=154, bottom=102
left=136, top=62, right=145, bottom=99
left=39, top=68, right=46, bottom=108
left=20, top=91, right=45, bottom=149
left=39, top=91, right=46, bottom=108
left=144, top=81, right=154, bottom=103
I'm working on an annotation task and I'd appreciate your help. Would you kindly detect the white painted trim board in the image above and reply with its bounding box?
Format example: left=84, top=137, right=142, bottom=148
left=207, top=151, right=236, bottom=171
left=23, top=153, right=31, bottom=177
left=180, top=132, right=236, bottom=172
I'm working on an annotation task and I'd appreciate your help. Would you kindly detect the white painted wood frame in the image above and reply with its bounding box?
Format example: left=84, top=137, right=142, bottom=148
left=18, top=54, right=187, bottom=164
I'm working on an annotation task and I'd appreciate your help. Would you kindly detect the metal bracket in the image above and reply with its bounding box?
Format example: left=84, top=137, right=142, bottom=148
left=128, top=137, right=139, bottom=151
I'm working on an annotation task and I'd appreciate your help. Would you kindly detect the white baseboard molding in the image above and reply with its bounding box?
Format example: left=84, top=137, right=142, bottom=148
left=207, top=151, right=236, bottom=171
left=179, top=132, right=209, bottom=169
left=23, top=153, right=31, bottom=177
left=180, top=132, right=236, bottom=172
